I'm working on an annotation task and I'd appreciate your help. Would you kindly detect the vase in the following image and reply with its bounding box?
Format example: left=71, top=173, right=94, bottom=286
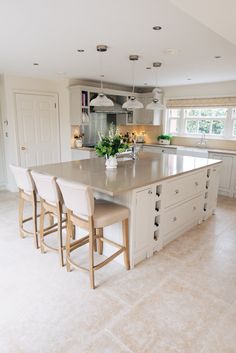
left=105, top=155, right=118, bottom=169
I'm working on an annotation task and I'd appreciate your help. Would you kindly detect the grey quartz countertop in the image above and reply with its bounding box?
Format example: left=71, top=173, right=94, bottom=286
left=143, top=143, right=236, bottom=155
left=32, top=152, right=221, bottom=196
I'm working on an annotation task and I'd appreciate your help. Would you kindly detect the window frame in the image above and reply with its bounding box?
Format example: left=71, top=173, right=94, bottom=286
left=166, top=106, right=236, bottom=139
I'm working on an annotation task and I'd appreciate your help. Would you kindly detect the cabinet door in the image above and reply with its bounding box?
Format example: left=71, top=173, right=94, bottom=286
left=132, top=96, right=146, bottom=124
left=69, top=87, right=82, bottom=125
left=144, top=96, right=154, bottom=124
left=134, top=188, right=153, bottom=253
left=209, top=153, right=233, bottom=191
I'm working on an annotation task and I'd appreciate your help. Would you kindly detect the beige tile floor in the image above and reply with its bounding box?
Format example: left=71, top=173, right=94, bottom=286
left=0, top=191, right=236, bottom=353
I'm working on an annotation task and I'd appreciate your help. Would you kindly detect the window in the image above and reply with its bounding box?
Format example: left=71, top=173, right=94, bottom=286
left=232, top=109, right=236, bottom=137
left=184, top=108, right=226, bottom=136
left=168, top=109, right=181, bottom=134
left=167, top=107, right=236, bottom=138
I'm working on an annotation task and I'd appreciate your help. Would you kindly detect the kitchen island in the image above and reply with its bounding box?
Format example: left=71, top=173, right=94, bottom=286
left=33, top=152, right=222, bottom=267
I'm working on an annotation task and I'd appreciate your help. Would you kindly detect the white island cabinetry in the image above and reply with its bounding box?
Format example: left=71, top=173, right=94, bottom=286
left=33, top=153, right=221, bottom=268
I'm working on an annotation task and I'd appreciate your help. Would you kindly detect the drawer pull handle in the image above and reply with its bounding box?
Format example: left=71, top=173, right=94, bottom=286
left=175, top=189, right=179, bottom=194
left=171, top=217, right=177, bottom=222
left=195, top=182, right=199, bottom=186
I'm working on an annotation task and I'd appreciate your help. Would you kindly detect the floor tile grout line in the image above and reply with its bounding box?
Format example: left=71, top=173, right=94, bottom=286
left=105, top=328, right=135, bottom=353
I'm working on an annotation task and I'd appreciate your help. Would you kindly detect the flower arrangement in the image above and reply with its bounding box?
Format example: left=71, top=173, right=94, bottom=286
left=95, top=126, right=129, bottom=158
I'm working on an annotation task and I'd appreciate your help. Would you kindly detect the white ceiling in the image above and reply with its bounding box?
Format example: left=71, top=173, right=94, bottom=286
left=0, top=0, right=236, bottom=87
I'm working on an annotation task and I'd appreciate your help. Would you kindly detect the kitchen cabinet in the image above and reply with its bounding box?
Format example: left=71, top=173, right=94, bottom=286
left=133, top=187, right=154, bottom=257
left=208, top=153, right=234, bottom=196
left=133, top=93, right=163, bottom=125
left=143, top=145, right=177, bottom=155
left=69, top=85, right=163, bottom=126
left=71, top=149, right=97, bottom=161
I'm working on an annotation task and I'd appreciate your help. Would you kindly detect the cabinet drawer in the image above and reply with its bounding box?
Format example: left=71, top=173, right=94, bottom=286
left=163, top=171, right=206, bottom=208
left=162, top=196, right=203, bottom=235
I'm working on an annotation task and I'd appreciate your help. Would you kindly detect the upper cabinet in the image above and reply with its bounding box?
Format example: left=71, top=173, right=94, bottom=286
left=130, top=93, right=163, bottom=126
left=69, top=85, right=163, bottom=126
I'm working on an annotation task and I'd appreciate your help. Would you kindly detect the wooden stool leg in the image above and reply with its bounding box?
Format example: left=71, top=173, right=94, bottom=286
left=97, top=228, right=103, bottom=255
left=89, top=221, right=95, bottom=289
left=48, top=213, right=54, bottom=227
left=122, top=218, right=130, bottom=270
left=32, top=192, right=39, bottom=249
left=39, top=202, right=45, bottom=253
left=72, top=225, right=76, bottom=240
left=18, top=194, right=25, bottom=238
left=66, top=210, right=72, bottom=272
left=58, top=209, right=64, bottom=267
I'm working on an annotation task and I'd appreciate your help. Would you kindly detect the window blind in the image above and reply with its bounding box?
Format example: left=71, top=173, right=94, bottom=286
left=166, top=97, right=236, bottom=108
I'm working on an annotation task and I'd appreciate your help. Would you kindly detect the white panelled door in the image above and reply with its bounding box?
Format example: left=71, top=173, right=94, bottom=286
left=16, top=93, right=60, bottom=167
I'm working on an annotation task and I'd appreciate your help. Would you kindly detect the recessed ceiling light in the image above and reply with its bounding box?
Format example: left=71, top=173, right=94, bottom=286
left=164, top=48, right=179, bottom=55
left=214, top=55, right=221, bottom=59
left=33, top=63, right=39, bottom=66
left=77, top=49, right=85, bottom=52
left=153, top=26, right=162, bottom=30
left=146, top=67, right=151, bottom=70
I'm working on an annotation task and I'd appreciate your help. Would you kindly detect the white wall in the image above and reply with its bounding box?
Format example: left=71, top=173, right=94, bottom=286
left=0, top=99, right=6, bottom=189
left=163, top=80, right=236, bottom=99
left=0, top=74, right=71, bottom=191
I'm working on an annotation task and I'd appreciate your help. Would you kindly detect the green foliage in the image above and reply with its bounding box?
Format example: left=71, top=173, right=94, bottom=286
left=95, top=134, right=129, bottom=157
left=157, top=134, right=172, bottom=141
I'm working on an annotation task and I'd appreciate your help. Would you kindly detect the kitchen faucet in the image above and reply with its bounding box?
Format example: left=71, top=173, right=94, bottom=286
left=197, top=132, right=207, bottom=148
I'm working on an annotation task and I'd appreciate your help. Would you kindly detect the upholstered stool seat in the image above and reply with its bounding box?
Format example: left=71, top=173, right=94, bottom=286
left=93, top=199, right=129, bottom=228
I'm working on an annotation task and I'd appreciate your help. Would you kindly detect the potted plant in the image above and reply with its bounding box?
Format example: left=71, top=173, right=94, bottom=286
left=95, top=127, right=129, bottom=169
left=157, top=134, right=172, bottom=145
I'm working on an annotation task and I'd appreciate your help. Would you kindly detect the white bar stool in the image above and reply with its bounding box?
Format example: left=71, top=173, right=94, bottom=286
left=10, top=165, right=39, bottom=249
left=57, top=178, right=130, bottom=289
left=31, top=171, right=67, bottom=266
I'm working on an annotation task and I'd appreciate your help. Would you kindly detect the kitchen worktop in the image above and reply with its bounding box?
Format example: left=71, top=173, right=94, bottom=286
left=32, top=152, right=221, bottom=196
left=72, top=143, right=236, bottom=155
left=144, top=143, right=236, bottom=155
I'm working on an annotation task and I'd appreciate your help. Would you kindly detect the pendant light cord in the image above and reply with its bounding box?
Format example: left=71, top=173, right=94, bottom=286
left=132, top=60, right=135, bottom=95
left=99, top=50, right=103, bottom=92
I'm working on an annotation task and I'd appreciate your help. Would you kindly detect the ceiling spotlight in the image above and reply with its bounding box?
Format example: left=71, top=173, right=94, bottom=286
left=153, top=26, right=162, bottom=30
left=164, top=48, right=179, bottom=55
left=77, top=49, right=85, bottom=52
left=33, top=63, right=39, bottom=66
left=214, top=55, right=221, bottom=59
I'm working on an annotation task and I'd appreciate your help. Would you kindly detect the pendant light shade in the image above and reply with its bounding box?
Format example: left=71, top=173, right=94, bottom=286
left=122, top=55, right=143, bottom=110
left=89, top=45, right=114, bottom=107
left=122, top=96, right=144, bottom=110
left=146, top=62, right=165, bottom=111
left=90, top=93, right=113, bottom=107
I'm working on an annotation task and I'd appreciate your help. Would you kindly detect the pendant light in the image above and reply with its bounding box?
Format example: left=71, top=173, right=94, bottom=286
left=146, top=62, right=165, bottom=110
left=90, top=45, right=114, bottom=107
left=122, top=55, right=144, bottom=110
